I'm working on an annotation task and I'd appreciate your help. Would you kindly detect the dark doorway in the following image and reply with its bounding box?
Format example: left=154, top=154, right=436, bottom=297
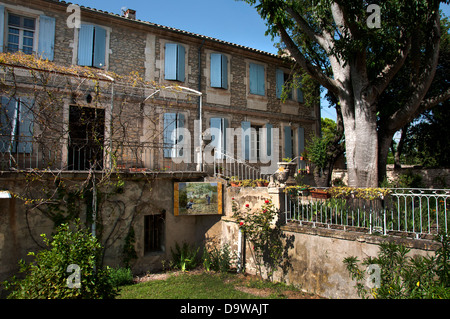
left=68, top=106, right=105, bottom=170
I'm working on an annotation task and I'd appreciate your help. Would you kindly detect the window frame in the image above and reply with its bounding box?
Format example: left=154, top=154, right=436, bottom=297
left=75, top=23, right=110, bottom=69
left=6, top=12, right=36, bottom=55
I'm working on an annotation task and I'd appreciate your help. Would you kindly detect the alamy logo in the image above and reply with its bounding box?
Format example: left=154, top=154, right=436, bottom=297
left=367, top=4, right=381, bottom=29
left=66, top=4, right=81, bottom=29
left=67, top=264, right=81, bottom=288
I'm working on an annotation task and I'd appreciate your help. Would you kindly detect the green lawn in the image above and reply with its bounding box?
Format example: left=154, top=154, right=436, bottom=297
left=117, top=271, right=318, bottom=299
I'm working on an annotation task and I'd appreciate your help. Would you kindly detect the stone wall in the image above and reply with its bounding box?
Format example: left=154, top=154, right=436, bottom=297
left=218, top=184, right=441, bottom=299
left=0, top=172, right=215, bottom=285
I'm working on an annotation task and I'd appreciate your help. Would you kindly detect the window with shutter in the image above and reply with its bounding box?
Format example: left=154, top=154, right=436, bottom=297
left=241, top=121, right=251, bottom=160
left=165, top=43, right=185, bottom=82
left=276, top=69, right=293, bottom=100
left=163, top=113, right=185, bottom=158
left=6, top=13, right=36, bottom=55
left=78, top=24, right=107, bottom=68
left=0, top=97, right=34, bottom=154
left=210, top=53, right=228, bottom=89
left=249, top=63, right=265, bottom=96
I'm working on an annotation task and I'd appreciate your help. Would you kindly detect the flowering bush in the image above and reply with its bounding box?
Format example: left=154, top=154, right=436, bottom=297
left=232, top=198, right=291, bottom=280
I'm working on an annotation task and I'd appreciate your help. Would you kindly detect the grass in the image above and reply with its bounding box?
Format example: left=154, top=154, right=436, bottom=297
left=117, top=270, right=320, bottom=299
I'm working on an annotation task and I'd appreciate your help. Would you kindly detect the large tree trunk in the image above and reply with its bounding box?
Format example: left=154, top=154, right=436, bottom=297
left=341, top=98, right=379, bottom=188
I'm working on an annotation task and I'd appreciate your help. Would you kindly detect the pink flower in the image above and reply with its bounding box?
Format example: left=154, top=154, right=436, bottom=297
left=239, top=222, right=244, bottom=226
left=232, top=198, right=235, bottom=200
left=245, top=204, right=249, bottom=207
left=265, top=200, right=270, bottom=204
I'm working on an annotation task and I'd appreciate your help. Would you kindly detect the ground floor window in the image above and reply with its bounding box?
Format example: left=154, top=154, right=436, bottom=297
left=144, top=213, right=165, bottom=253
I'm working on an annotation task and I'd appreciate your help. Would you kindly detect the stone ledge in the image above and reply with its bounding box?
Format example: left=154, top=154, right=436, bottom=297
left=281, top=223, right=441, bottom=252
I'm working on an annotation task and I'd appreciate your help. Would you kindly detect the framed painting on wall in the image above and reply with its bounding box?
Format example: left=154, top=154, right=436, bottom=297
left=174, top=182, right=222, bottom=216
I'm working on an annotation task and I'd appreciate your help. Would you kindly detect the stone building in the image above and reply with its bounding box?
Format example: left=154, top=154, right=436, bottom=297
left=0, top=0, right=320, bottom=281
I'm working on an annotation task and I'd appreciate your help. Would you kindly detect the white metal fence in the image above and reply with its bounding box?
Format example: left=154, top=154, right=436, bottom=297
left=284, top=187, right=450, bottom=240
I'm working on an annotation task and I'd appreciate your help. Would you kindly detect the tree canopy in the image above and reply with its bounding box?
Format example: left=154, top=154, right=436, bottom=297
left=242, top=0, right=450, bottom=186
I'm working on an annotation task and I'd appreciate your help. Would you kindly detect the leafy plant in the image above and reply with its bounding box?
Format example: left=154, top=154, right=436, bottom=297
left=171, top=242, right=200, bottom=272
left=343, top=233, right=450, bottom=299
left=202, top=244, right=236, bottom=273
left=233, top=199, right=292, bottom=281
left=108, top=267, right=134, bottom=287
left=2, top=219, right=118, bottom=299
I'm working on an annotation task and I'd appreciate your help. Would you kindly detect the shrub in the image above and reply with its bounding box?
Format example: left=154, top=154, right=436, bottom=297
left=171, top=242, right=200, bottom=271
left=203, top=243, right=236, bottom=272
left=2, top=219, right=118, bottom=299
left=343, top=233, right=450, bottom=299
left=108, top=267, right=134, bottom=287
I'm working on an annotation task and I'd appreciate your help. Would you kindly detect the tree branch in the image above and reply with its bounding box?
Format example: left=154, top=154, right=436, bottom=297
left=277, top=23, right=340, bottom=96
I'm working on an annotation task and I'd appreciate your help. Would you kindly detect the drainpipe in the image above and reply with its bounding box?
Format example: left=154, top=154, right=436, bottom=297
left=197, top=39, right=205, bottom=172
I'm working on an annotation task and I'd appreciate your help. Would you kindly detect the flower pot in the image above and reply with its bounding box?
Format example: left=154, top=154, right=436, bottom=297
left=310, top=189, right=330, bottom=199
left=230, top=182, right=241, bottom=187
left=276, top=162, right=297, bottom=186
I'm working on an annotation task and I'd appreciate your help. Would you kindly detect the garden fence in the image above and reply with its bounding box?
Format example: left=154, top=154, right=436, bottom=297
left=284, top=187, right=450, bottom=240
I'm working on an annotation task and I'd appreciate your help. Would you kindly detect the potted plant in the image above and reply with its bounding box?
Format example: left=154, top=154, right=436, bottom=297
left=230, top=176, right=241, bottom=187
left=256, top=178, right=269, bottom=187
left=310, top=188, right=330, bottom=199
left=276, top=158, right=297, bottom=186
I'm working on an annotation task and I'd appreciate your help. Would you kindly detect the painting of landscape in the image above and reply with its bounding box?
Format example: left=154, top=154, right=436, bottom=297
left=174, top=182, right=222, bottom=216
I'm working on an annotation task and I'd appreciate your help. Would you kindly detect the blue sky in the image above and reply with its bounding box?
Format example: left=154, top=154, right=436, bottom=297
left=71, top=0, right=450, bottom=122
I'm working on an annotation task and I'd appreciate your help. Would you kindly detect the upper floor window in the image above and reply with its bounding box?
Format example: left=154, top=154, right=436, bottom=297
left=164, top=43, right=185, bottom=82
left=7, top=13, right=35, bottom=55
left=0, top=6, right=55, bottom=60
left=0, top=96, right=34, bottom=154
left=163, top=112, right=185, bottom=158
left=78, top=24, right=107, bottom=68
left=210, top=53, right=228, bottom=89
left=249, top=62, right=265, bottom=96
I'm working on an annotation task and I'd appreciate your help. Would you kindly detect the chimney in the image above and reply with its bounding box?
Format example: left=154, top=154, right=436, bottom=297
left=125, top=9, right=136, bottom=20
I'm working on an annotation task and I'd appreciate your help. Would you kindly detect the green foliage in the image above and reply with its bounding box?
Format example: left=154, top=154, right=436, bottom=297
left=108, top=267, right=134, bottom=287
left=122, top=225, right=138, bottom=269
left=305, top=134, right=329, bottom=170
left=2, top=220, right=118, bottom=299
left=343, top=233, right=450, bottom=299
left=202, top=244, right=236, bottom=273
left=233, top=199, right=292, bottom=280
left=171, top=242, right=200, bottom=272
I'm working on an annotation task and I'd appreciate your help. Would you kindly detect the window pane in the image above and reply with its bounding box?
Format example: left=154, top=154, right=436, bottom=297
left=8, top=14, right=20, bottom=27
left=23, top=18, right=35, bottom=30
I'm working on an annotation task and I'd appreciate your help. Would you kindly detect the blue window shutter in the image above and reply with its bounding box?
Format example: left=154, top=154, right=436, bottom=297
left=0, top=6, right=6, bottom=53
left=266, top=123, right=273, bottom=157
left=284, top=126, right=292, bottom=159
left=210, top=53, right=221, bottom=88
left=17, top=98, right=34, bottom=154
left=176, top=44, right=185, bottom=82
left=163, top=113, right=177, bottom=158
left=165, top=43, right=177, bottom=80
left=176, top=113, right=185, bottom=157
left=221, top=54, right=228, bottom=89
left=257, top=64, right=265, bottom=95
left=241, top=121, right=251, bottom=160
left=276, top=69, right=284, bottom=99
left=249, top=63, right=258, bottom=95
left=78, top=24, right=94, bottom=66
left=93, top=26, right=106, bottom=68
left=38, top=15, right=55, bottom=61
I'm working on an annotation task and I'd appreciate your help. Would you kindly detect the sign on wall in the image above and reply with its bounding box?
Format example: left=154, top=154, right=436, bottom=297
left=174, top=182, right=222, bottom=216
